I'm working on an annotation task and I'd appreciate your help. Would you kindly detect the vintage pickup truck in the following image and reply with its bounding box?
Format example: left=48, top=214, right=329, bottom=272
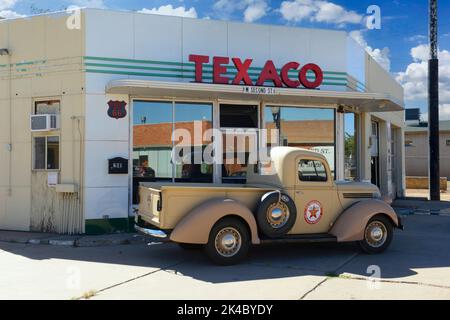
left=135, top=147, right=402, bottom=265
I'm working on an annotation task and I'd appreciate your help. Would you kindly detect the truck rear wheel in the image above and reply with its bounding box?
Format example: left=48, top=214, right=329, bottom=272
left=204, top=217, right=250, bottom=265
left=358, top=214, right=393, bottom=254
left=256, top=192, right=297, bottom=238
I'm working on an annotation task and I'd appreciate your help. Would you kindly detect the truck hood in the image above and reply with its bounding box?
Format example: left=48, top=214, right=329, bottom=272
left=335, top=181, right=381, bottom=199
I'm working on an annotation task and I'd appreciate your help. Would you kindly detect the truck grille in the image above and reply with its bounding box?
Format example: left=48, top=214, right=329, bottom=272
left=343, top=193, right=374, bottom=199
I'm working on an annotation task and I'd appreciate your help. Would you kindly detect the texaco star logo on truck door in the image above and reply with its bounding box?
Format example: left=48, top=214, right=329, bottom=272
left=304, top=200, right=323, bottom=224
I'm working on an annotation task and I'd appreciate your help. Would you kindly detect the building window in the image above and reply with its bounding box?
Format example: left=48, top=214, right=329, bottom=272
left=265, top=106, right=336, bottom=176
left=446, top=140, right=450, bottom=146
left=220, top=104, right=259, bottom=183
left=132, top=100, right=213, bottom=203
left=344, top=112, right=358, bottom=181
left=33, top=136, right=60, bottom=170
left=133, top=101, right=173, bottom=181
left=35, top=100, right=60, bottom=115
left=298, top=159, right=328, bottom=182
left=220, top=104, right=258, bottom=128
left=174, top=102, right=213, bottom=183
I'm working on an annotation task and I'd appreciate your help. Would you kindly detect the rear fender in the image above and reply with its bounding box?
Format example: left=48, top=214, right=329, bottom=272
left=170, top=198, right=260, bottom=245
left=330, top=199, right=399, bottom=242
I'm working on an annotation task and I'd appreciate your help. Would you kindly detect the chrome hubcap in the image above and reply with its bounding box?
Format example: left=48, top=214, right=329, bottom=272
left=365, top=221, right=387, bottom=248
left=215, top=227, right=241, bottom=257
left=266, top=202, right=290, bottom=229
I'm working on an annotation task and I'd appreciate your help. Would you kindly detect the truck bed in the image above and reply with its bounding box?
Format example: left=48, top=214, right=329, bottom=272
left=138, top=182, right=275, bottom=230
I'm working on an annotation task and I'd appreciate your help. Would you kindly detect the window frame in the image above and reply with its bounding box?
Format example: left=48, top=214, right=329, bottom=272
left=263, top=104, right=337, bottom=178
left=297, top=158, right=329, bottom=183
left=132, top=99, right=214, bottom=183
left=32, top=134, right=61, bottom=171
left=34, top=99, right=61, bottom=115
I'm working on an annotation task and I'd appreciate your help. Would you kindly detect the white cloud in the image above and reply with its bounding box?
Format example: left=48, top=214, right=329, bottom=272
left=396, top=44, right=450, bottom=103
left=422, top=104, right=450, bottom=121
left=0, top=0, right=17, bottom=11
left=139, top=5, right=197, bottom=18
left=0, top=9, right=24, bottom=19
left=71, top=0, right=106, bottom=9
left=244, top=1, right=268, bottom=22
left=439, top=104, right=450, bottom=120
left=213, top=0, right=269, bottom=22
left=406, top=34, right=427, bottom=43
left=350, top=30, right=391, bottom=72
left=0, top=0, right=22, bottom=19
left=279, top=0, right=363, bottom=26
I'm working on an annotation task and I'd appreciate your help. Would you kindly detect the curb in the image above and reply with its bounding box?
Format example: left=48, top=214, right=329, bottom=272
left=394, top=207, right=450, bottom=217
left=1, top=234, right=167, bottom=247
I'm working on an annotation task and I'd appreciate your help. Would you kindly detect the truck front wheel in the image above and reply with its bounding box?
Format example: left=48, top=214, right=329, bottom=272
left=204, top=217, right=250, bottom=265
left=358, top=214, right=394, bottom=254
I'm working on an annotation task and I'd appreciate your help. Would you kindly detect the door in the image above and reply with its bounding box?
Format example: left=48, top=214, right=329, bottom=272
left=370, top=121, right=380, bottom=187
left=219, top=103, right=259, bottom=184
left=292, top=157, right=342, bottom=234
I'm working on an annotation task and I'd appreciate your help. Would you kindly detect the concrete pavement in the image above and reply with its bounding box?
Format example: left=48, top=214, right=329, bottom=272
left=0, top=214, right=450, bottom=299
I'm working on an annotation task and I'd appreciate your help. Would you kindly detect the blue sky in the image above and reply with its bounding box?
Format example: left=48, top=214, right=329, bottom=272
left=2, top=0, right=450, bottom=120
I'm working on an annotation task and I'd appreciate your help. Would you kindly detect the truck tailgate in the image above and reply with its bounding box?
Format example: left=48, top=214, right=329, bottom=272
left=138, top=185, right=162, bottom=226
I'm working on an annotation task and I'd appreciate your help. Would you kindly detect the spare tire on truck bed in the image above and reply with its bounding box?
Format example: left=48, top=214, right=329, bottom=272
left=256, top=191, right=297, bottom=238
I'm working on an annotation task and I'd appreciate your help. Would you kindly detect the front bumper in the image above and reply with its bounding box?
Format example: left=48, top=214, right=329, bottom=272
left=134, top=224, right=168, bottom=239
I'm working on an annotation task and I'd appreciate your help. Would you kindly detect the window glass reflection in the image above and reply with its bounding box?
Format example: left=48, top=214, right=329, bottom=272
left=344, top=113, right=358, bottom=181
left=265, top=106, right=335, bottom=176
left=133, top=101, right=173, bottom=181
left=174, top=103, right=213, bottom=183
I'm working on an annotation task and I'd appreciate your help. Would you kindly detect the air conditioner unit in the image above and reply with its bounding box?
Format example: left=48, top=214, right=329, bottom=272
left=30, top=114, right=60, bottom=132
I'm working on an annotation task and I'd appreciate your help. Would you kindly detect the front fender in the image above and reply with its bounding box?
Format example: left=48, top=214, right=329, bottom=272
left=170, top=198, right=260, bottom=245
left=330, top=199, right=399, bottom=242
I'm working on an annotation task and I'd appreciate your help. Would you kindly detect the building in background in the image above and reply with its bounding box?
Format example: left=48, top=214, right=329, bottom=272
left=0, top=8, right=405, bottom=234
left=405, top=120, right=450, bottom=179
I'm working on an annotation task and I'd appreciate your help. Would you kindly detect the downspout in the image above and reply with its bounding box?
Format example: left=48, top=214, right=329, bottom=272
left=76, top=117, right=85, bottom=233
left=5, top=49, right=12, bottom=197
left=71, top=116, right=85, bottom=233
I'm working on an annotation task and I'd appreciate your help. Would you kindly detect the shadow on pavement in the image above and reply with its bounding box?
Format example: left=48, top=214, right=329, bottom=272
left=1, top=215, right=449, bottom=284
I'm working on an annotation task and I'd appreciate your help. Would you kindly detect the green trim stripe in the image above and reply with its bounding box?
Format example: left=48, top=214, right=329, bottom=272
left=84, top=62, right=348, bottom=82
left=84, top=56, right=347, bottom=77
left=347, top=76, right=366, bottom=92
left=83, top=56, right=348, bottom=77
left=86, top=68, right=348, bottom=86
left=83, top=56, right=355, bottom=87
left=85, top=217, right=133, bottom=235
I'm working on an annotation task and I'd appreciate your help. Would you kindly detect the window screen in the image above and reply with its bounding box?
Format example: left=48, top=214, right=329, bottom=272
left=35, top=100, right=60, bottom=115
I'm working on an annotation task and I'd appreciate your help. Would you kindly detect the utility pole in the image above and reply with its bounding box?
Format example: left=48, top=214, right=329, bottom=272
left=429, top=0, right=440, bottom=201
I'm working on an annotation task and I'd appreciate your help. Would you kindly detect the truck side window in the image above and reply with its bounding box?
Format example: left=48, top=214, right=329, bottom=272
left=298, top=159, right=327, bottom=182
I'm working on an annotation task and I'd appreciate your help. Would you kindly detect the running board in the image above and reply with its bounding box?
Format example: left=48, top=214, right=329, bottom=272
left=260, top=233, right=337, bottom=244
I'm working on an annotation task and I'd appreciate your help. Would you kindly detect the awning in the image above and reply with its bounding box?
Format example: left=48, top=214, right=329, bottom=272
left=106, top=79, right=404, bottom=112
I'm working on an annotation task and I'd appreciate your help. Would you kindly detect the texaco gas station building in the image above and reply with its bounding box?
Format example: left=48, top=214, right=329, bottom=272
left=0, top=8, right=405, bottom=234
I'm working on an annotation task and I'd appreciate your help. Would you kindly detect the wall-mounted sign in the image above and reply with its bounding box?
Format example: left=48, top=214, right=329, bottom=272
left=242, top=86, right=276, bottom=95
left=47, top=172, right=58, bottom=187
left=108, top=157, right=128, bottom=174
left=107, top=100, right=127, bottom=119
left=189, top=54, right=323, bottom=89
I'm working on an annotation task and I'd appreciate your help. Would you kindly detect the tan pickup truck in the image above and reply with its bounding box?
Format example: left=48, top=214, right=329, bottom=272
left=136, top=147, right=402, bottom=265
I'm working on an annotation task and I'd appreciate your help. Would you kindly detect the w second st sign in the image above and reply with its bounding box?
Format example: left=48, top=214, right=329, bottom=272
left=189, top=54, right=323, bottom=89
